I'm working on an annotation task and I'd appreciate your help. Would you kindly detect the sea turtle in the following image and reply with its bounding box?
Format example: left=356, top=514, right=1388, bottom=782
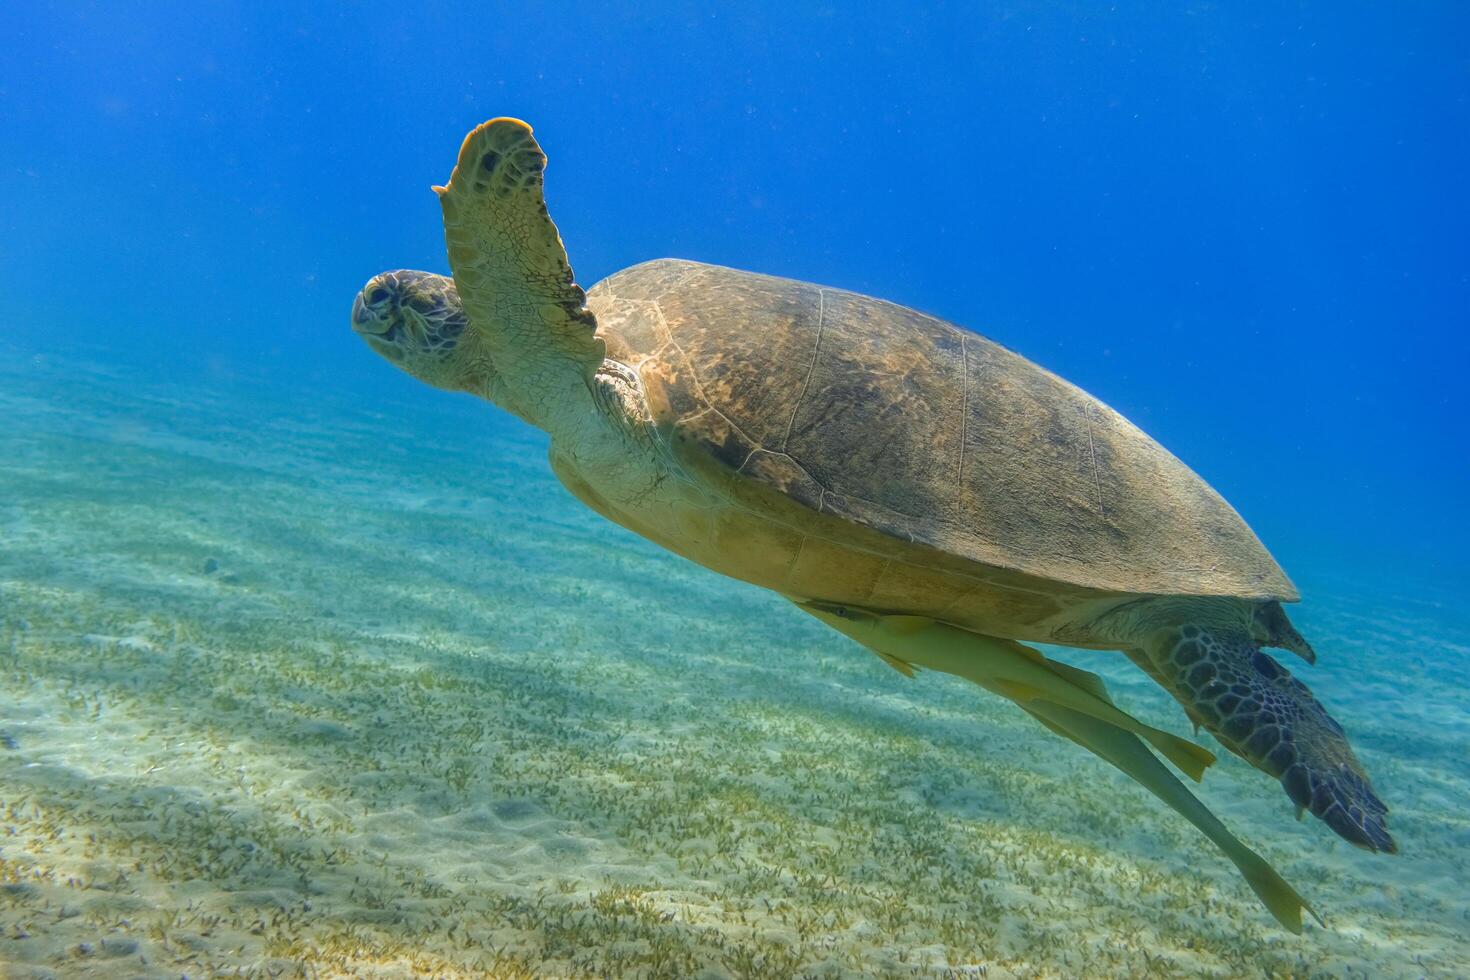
left=350, top=118, right=1393, bottom=927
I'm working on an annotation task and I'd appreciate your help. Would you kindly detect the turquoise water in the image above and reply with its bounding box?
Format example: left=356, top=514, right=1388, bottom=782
left=4, top=4, right=1468, bottom=977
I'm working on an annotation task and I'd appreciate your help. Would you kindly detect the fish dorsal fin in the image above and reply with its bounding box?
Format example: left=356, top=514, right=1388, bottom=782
left=1043, top=659, right=1117, bottom=706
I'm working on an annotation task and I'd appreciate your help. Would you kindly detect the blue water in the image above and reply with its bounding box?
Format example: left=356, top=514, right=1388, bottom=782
left=7, top=2, right=1467, bottom=580
left=3, top=3, right=1468, bottom=976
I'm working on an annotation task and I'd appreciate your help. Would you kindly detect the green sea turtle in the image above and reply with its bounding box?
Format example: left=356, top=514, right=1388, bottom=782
left=350, top=118, right=1393, bottom=928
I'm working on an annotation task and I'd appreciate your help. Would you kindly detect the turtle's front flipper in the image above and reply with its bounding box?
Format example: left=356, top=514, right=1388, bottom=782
left=437, top=118, right=606, bottom=430
left=1135, top=620, right=1394, bottom=853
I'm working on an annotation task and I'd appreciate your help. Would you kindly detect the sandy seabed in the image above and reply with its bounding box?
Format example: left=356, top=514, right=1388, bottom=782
left=1, top=345, right=1466, bottom=978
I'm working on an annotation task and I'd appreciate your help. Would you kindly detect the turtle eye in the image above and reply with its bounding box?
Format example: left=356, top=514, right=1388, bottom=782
left=369, top=287, right=390, bottom=305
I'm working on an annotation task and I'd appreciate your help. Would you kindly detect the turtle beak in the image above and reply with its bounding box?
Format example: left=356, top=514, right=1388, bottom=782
left=351, top=293, right=370, bottom=329
left=351, top=289, right=392, bottom=337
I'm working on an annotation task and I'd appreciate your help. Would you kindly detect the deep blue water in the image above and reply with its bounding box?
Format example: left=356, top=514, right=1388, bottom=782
left=5, top=4, right=1466, bottom=586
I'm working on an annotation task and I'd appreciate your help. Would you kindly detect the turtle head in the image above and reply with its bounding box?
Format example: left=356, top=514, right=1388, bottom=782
left=351, top=270, right=481, bottom=392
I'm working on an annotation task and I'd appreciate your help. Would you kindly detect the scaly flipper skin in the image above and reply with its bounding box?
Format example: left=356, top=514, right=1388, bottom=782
left=1129, top=608, right=1394, bottom=853
left=436, top=118, right=605, bottom=429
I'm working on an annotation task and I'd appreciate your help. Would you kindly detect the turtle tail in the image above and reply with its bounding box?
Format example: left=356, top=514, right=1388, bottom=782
left=1131, top=610, right=1395, bottom=854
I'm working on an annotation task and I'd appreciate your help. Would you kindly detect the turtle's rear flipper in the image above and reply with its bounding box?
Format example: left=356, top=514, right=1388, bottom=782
left=1136, top=625, right=1395, bottom=853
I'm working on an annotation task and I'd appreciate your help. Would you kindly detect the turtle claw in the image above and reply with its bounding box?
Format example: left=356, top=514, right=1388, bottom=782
left=1285, top=760, right=1396, bottom=853
left=1253, top=600, right=1317, bottom=665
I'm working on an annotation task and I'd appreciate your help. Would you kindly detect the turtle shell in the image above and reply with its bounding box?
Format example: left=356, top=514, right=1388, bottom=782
left=590, top=259, right=1296, bottom=601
